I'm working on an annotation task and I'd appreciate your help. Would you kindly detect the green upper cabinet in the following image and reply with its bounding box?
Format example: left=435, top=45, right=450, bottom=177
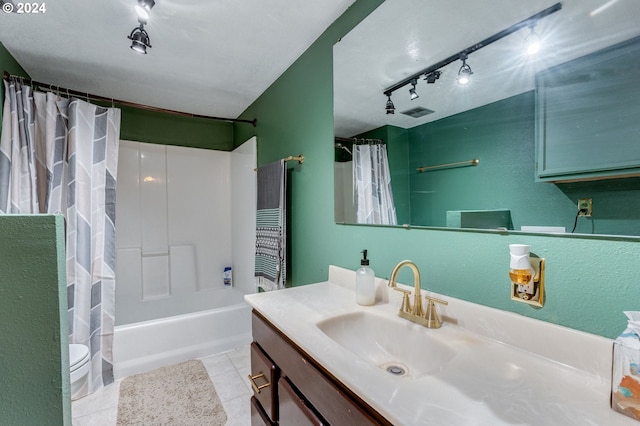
left=535, top=36, right=640, bottom=182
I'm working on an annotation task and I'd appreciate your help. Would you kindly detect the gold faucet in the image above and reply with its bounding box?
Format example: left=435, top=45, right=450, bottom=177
left=388, top=260, right=448, bottom=328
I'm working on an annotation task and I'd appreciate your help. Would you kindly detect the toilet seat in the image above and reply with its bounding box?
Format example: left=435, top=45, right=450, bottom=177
left=69, top=344, right=90, bottom=372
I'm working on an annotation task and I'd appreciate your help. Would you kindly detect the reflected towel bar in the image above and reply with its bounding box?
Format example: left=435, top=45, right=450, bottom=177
left=254, top=155, right=304, bottom=171
left=283, top=155, right=304, bottom=165
left=417, top=159, right=479, bottom=173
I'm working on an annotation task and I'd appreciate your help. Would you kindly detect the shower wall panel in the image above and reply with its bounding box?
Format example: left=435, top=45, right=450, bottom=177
left=115, top=141, right=233, bottom=325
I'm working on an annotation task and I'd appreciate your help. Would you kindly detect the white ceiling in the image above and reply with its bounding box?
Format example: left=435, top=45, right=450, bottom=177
left=334, top=0, right=640, bottom=137
left=0, top=0, right=355, bottom=119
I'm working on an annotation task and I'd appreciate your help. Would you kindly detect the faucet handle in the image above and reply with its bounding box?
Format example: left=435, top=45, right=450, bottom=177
left=424, top=296, right=448, bottom=329
left=425, top=295, right=448, bottom=306
left=395, top=288, right=412, bottom=313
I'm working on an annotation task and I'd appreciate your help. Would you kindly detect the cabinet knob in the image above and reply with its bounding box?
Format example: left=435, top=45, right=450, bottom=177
left=248, top=372, right=270, bottom=394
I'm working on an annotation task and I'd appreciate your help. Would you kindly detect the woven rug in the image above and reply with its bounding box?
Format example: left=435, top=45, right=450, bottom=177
left=116, top=359, right=227, bottom=425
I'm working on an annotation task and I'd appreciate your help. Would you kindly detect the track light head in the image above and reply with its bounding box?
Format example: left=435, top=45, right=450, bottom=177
left=128, top=24, right=152, bottom=54
left=385, top=95, right=395, bottom=114
left=424, top=70, right=441, bottom=84
left=134, top=0, right=155, bottom=22
left=409, top=79, right=419, bottom=100
left=525, top=25, right=542, bottom=55
left=457, top=53, right=473, bottom=85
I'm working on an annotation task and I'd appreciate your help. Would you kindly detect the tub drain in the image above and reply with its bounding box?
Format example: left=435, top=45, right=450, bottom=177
left=386, top=365, right=406, bottom=376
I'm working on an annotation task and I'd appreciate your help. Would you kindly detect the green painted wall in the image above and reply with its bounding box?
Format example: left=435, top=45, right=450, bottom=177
left=406, top=91, right=640, bottom=234
left=236, top=0, right=640, bottom=340
left=0, top=215, right=70, bottom=425
left=118, top=105, right=234, bottom=150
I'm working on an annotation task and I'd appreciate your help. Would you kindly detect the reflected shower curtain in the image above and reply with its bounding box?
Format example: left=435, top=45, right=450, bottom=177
left=353, top=144, right=397, bottom=225
left=0, top=79, right=121, bottom=397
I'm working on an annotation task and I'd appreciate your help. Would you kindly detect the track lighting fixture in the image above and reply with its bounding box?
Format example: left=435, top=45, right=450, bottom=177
left=128, top=24, right=152, bottom=54
left=525, top=25, right=542, bottom=55
left=409, top=79, right=419, bottom=100
left=381, top=2, right=562, bottom=110
left=457, top=54, right=473, bottom=85
left=135, top=0, right=155, bottom=22
left=385, top=95, right=395, bottom=114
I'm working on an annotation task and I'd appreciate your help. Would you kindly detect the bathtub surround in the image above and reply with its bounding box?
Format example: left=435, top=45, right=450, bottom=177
left=116, top=359, right=227, bottom=425
left=115, top=138, right=256, bottom=325
left=255, top=159, right=287, bottom=291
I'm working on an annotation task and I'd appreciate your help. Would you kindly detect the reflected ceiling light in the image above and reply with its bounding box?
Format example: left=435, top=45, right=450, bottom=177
left=457, top=54, right=473, bottom=85
left=409, top=79, right=419, bottom=100
left=385, top=95, right=395, bottom=114
left=525, top=25, right=542, bottom=55
left=382, top=3, right=562, bottom=100
left=134, top=0, right=155, bottom=21
left=128, top=24, right=152, bottom=54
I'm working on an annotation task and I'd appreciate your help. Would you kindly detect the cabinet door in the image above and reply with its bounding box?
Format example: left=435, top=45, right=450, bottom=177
left=249, top=342, right=278, bottom=423
left=250, top=396, right=274, bottom=426
left=536, top=36, right=640, bottom=181
left=278, top=377, right=326, bottom=426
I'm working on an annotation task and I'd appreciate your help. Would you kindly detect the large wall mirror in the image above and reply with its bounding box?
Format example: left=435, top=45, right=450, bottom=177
left=334, top=0, right=640, bottom=237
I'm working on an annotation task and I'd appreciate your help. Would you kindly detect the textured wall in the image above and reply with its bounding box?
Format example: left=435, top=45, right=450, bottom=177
left=236, top=0, right=640, bottom=339
left=0, top=215, right=70, bottom=425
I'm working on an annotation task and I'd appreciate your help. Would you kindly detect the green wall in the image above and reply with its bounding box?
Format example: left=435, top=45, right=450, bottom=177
left=0, top=215, right=70, bottom=425
left=236, top=0, right=640, bottom=339
left=406, top=91, right=640, bottom=234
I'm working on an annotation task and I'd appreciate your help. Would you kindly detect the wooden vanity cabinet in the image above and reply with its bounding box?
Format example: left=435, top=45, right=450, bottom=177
left=250, top=310, right=392, bottom=426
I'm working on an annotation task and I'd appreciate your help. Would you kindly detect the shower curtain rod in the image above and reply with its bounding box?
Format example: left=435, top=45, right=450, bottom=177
left=335, top=136, right=384, bottom=144
left=2, top=71, right=257, bottom=127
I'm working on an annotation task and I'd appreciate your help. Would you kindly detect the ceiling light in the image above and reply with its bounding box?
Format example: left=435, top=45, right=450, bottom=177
left=385, top=95, right=395, bottom=114
left=525, top=26, right=542, bottom=55
left=128, top=24, right=152, bottom=54
left=409, top=79, right=419, bottom=100
left=134, top=0, right=155, bottom=21
left=457, top=54, right=473, bottom=85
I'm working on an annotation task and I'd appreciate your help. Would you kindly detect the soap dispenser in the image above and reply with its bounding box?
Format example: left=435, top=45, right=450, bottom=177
left=356, top=249, right=376, bottom=306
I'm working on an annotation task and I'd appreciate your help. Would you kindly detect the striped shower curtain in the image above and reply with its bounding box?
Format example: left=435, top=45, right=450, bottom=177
left=0, top=79, right=121, bottom=397
left=353, top=143, right=397, bottom=225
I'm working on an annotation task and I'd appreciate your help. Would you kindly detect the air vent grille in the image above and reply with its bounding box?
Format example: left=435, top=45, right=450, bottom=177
left=401, top=106, right=435, bottom=118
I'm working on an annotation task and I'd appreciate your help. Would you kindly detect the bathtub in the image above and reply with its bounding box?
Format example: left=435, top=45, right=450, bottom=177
left=113, top=288, right=253, bottom=380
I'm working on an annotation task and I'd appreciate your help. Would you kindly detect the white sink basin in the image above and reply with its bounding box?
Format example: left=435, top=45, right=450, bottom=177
left=316, top=311, right=456, bottom=378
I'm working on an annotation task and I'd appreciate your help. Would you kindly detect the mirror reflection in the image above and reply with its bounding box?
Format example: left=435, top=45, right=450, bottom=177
left=334, top=0, right=640, bottom=236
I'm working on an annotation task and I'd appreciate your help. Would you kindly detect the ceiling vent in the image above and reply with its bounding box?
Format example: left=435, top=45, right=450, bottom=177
left=401, top=106, right=435, bottom=118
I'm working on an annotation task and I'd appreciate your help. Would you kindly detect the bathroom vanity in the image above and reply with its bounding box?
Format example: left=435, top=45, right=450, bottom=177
left=245, top=266, right=636, bottom=425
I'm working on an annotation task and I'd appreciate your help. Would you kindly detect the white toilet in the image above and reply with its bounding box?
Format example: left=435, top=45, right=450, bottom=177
left=69, top=344, right=90, bottom=399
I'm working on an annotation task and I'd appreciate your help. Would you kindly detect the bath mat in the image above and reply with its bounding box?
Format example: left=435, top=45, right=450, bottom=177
left=116, top=359, right=227, bottom=425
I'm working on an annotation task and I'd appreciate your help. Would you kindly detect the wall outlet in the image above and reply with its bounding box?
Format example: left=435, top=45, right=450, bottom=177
left=578, top=198, right=592, bottom=217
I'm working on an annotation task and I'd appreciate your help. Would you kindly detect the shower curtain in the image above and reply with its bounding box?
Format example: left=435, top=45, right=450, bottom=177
left=353, top=143, right=397, bottom=225
left=0, top=79, right=121, bottom=397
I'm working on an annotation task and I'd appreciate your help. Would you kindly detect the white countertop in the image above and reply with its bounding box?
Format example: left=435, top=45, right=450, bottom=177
left=245, top=266, right=635, bottom=425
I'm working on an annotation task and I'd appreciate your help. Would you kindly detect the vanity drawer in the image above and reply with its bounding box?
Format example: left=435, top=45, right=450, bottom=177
left=252, top=310, right=390, bottom=425
left=250, top=396, right=275, bottom=426
left=249, top=342, right=278, bottom=423
left=278, top=377, right=325, bottom=425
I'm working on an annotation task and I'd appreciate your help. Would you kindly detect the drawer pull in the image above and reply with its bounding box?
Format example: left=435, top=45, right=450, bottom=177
left=248, top=372, right=270, bottom=394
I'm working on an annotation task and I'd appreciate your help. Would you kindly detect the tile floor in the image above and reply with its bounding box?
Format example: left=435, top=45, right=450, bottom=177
left=72, top=345, right=252, bottom=425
